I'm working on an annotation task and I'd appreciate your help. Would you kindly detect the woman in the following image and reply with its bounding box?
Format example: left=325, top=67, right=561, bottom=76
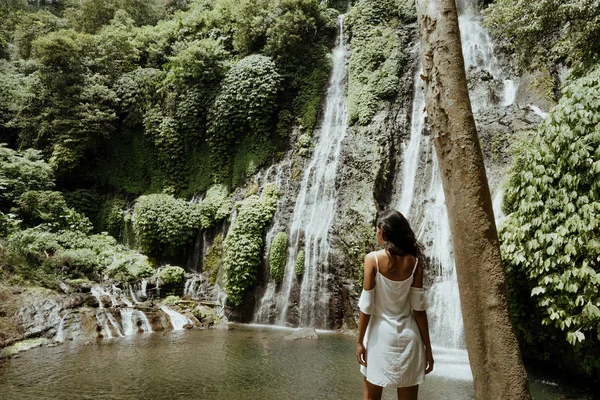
left=356, top=209, right=434, bottom=400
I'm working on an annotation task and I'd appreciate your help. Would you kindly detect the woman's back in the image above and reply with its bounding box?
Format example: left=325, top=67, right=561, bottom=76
left=373, top=249, right=417, bottom=282
left=369, top=250, right=419, bottom=323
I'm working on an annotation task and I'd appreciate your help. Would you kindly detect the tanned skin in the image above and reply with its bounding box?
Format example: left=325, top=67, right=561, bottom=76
left=356, top=227, right=434, bottom=400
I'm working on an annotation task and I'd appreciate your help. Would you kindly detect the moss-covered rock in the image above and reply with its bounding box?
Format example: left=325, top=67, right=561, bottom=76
left=132, top=194, right=202, bottom=256
left=0, top=338, right=49, bottom=358
left=159, top=265, right=185, bottom=285
left=223, top=184, right=279, bottom=306
left=269, top=232, right=288, bottom=283
left=294, top=250, right=305, bottom=277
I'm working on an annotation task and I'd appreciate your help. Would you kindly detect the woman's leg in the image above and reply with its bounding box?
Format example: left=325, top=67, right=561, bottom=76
left=397, top=385, right=419, bottom=400
left=363, top=377, right=383, bottom=400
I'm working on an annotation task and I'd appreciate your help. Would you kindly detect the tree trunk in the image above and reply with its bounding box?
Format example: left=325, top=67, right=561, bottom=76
left=414, top=0, right=531, bottom=398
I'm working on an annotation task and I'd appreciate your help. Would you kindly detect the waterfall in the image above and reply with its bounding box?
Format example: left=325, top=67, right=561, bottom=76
left=396, top=0, right=516, bottom=351
left=263, top=14, right=349, bottom=328
left=120, top=308, right=153, bottom=335
left=90, top=284, right=155, bottom=338
left=159, top=305, right=192, bottom=331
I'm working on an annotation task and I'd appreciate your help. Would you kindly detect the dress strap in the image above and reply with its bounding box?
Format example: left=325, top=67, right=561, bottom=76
left=373, top=253, right=379, bottom=273
left=411, top=257, right=419, bottom=275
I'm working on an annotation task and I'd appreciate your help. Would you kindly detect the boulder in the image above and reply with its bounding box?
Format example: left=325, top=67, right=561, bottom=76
left=284, top=327, right=319, bottom=341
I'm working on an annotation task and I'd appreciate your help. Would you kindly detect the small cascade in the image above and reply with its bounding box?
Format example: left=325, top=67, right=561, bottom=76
left=89, top=283, right=154, bottom=339
left=54, top=312, right=69, bottom=342
left=269, top=14, right=348, bottom=328
left=254, top=282, right=276, bottom=323
left=183, top=274, right=207, bottom=299
left=141, top=279, right=148, bottom=298
left=159, top=305, right=192, bottom=331
left=528, top=104, right=549, bottom=119
left=120, top=308, right=152, bottom=335
left=183, top=274, right=228, bottom=320
left=252, top=164, right=288, bottom=323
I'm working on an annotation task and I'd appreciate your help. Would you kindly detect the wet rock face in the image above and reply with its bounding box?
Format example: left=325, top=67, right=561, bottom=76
left=0, top=280, right=229, bottom=351
left=325, top=53, right=417, bottom=329
left=16, top=296, right=63, bottom=340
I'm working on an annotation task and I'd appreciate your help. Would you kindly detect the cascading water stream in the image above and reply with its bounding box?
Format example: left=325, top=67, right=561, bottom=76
left=159, top=305, right=192, bottom=331
left=269, top=15, right=349, bottom=328
left=252, top=15, right=348, bottom=327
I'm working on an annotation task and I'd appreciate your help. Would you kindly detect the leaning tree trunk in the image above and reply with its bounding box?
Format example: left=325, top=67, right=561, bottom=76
left=414, top=0, right=531, bottom=398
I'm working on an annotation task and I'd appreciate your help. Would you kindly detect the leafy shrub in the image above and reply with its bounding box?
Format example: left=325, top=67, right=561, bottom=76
left=66, top=0, right=165, bottom=34
left=269, top=232, right=288, bottom=283
left=0, top=145, right=54, bottom=207
left=207, top=54, right=281, bottom=182
left=97, top=197, right=126, bottom=238
left=14, top=10, right=69, bottom=59
left=6, top=228, right=149, bottom=282
left=162, top=295, right=181, bottom=306
left=160, top=264, right=185, bottom=285
left=199, top=185, right=231, bottom=229
left=132, top=194, right=202, bottom=255
left=500, top=67, right=600, bottom=371
left=223, top=184, right=279, bottom=305
left=204, top=233, right=223, bottom=285
left=295, top=250, right=306, bottom=277
left=484, top=0, right=600, bottom=70
left=16, top=191, right=68, bottom=225
left=106, top=251, right=154, bottom=283
left=346, top=0, right=414, bottom=125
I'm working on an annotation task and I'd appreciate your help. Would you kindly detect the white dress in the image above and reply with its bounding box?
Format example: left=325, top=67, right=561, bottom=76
left=358, top=253, right=426, bottom=388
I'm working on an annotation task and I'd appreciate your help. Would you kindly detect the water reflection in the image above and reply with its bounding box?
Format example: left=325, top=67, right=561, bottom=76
left=0, top=326, right=593, bottom=400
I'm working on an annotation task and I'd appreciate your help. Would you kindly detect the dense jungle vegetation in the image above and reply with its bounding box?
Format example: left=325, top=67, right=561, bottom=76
left=0, top=0, right=599, bottom=378
left=485, top=0, right=600, bottom=375
left=0, top=0, right=343, bottom=306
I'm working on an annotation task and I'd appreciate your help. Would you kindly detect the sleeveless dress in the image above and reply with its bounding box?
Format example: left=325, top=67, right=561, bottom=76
left=358, top=253, right=426, bottom=388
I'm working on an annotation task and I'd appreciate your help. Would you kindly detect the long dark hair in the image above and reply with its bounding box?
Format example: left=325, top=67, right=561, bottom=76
left=376, top=209, right=424, bottom=269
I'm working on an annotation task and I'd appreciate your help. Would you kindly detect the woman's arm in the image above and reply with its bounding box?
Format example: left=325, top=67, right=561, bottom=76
left=411, top=261, right=434, bottom=374
left=356, top=253, right=376, bottom=367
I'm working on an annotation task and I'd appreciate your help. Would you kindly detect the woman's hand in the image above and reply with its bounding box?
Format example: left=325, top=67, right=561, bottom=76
left=356, top=342, right=367, bottom=367
left=425, top=346, right=434, bottom=374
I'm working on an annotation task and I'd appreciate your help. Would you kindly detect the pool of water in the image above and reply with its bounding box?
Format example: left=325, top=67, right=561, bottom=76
left=0, top=324, right=595, bottom=399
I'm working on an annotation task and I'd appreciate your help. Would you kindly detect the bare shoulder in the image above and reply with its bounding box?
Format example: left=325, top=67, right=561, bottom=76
left=363, top=251, right=377, bottom=270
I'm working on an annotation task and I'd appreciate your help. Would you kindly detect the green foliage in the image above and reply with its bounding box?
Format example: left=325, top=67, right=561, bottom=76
left=295, top=249, right=305, bottom=277
left=132, top=193, right=202, bottom=255
left=6, top=228, right=150, bottom=283
left=159, top=264, right=185, bottom=284
left=204, top=233, right=223, bottom=285
left=1, top=0, right=337, bottom=196
left=65, top=0, right=165, bottom=34
left=223, top=184, right=279, bottom=305
left=231, top=136, right=274, bottom=187
left=14, top=10, right=69, bottom=59
left=500, top=67, right=600, bottom=371
left=162, top=295, right=181, bottom=306
left=347, top=0, right=414, bottom=125
left=291, top=46, right=332, bottom=133
left=484, top=0, right=600, bottom=69
left=16, top=190, right=69, bottom=226
left=106, top=252, right=155, bottom=283
left=269, top=232, right=288, bottom=283
left=208, top=54, right=281, bottom=183
left=199, top=185, right=231, bottom=229
left=0, top=145, right=54, bottom=207
left=97, top=197, right=126, bottom=238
